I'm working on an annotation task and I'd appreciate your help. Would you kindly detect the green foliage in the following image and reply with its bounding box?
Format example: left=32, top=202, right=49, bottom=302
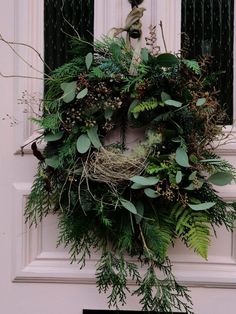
left=25, top=29, right=236, bottom=314
left=173, top=205, right=210, bottom=259
left=182, top=59, right=201, bottom=75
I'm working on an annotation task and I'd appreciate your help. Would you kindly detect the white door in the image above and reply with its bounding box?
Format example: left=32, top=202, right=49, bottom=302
left=1, top=1, right=236, bottom=313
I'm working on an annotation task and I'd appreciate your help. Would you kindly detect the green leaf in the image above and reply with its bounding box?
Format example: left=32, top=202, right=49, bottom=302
left=140, top=48, right=149, bottom=62
left=85, top=52, right=93, bottom=70
left=60, top=81, right=77, bottom=103
left=120, top=199, right=137, bottom=214
left=208, top=172, right=234, bottom=186
left=144, top=188, right=159, bottom=198
left=135, top=201, right=144, bottom=223
left=130, top=176, right=159, bottom=186
left=45, top=156, right=60, bottom=168
left=175, top=147, right=190, bottom=167
left=104, top=107, right=113, bottom=120
left=131, top=183, right=145, bottom=189
left=87, top=125, right=102, bottom=149
left=76, top=134, right=91, bottom=154
left=189, top=171, right=197, bottom=181
left=156, top=53, right=179, bottom=67
left=176, top=171, right=183, bottom=184
left=44, top=131, right=64, bottom=142
left=77, top=87, right=88, bottom=100
left=188, top=202, right=216, bottom=211
left=161, top=92, right=171, bottom=102
left=196, top=98, right=206, bottom=107
left=164, top=99, right=182, bottom=108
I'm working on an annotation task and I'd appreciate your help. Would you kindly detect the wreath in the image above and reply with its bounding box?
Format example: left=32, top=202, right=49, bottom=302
left=25, top=3, right=236, bottom=313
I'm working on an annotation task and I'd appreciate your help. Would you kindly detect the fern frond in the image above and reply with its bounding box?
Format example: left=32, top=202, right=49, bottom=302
left=172, top=205, right=210, bottom=259
left=182, top=59, right=201, bottom=75
left=132, top=99, right=158, bottom=114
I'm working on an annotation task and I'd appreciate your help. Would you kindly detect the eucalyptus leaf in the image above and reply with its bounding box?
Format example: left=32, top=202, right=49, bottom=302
left=208, top=172, right=234, bottom=186
left=196, top=98, right=206, bottom=107
left=140, top=48, right=149, bottom=62
left=85, top=52, right=93, bottom=70
left=144, top=188, right=159, bottom=198
left=156, top=53, right=179, bottom=67
left=45, top=157, right=60, bottom=169
left=60, top=81, right=77, bottom=103
left=135, top=201, right=144, bottom=224
left=175, top=147, right=190, bottom=167
left=120, top=199, right=137, bottom=214
left=44, top=131, right=64, bottom=142
left=184, top=183, right=195, bottom=190
left=76, top=134, right=91, bottom=154
left=77, top=87, right=88, bottom=100
left=161, top=92, right=171, bottom=102
left=130, top=176, right=159, bottom=186
left=176, top=171, right=183, bottom=184
left=131, top=183, right=145, bottom=190
left=87, top=125, right=102, bottom=149
left=189, top=171, right=197, bottom=181
left=188, top=202, right=216, bottom=211
left=164, top=99, right=182, bottom=108
left=105, top=107, right=113, bottom=120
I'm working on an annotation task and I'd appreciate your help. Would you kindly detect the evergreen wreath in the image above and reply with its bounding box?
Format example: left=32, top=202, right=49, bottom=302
left=25, top=4, right=236, bottom=314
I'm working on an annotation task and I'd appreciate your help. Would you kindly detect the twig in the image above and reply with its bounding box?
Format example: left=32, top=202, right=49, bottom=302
left=61, top=0, right=80, bottom=38
left=159, top=21, right=167, bottom=53
left=2, top=38, right=52, bottom=73
left=0, top=33, right=52, bottom=79
left=0, top=71, right=43, bottom=80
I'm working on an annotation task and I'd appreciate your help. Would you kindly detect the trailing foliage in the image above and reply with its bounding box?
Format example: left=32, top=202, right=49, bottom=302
left=24, top=26, right=236, bottom=314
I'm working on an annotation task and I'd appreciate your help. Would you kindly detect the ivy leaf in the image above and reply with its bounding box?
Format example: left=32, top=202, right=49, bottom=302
left=87, top=125, right=102, bottom=149
left=77, top=87, right=88, bottom=100
left=156, top=53, right=179, bottom=67
left=120, top=199, right=137, bottom=214
left=175, top=171, right=183, bottom=184
left=60, top=81, right=77, bottom=103
left=161, top=92, right=171, bottom=102
left=188, top=202, right=216, bottom=211
left=76, top=134, right=91, bottom=154
left=175, top=147, right=190, bottom=167
left=130, top=176, right=159, bottom=186
left=85, top=52, right=93, bottom=70
left=208, top=172, right=234, bottom=186
left=44, top=131, right=64, bottom=142
left=164, top=99, right=182, bottom=108
left=196, top=98, right=206, bottom=107
left=144, top=188, right=159, bottom=198
left=45, top=156, right=60, bottom=168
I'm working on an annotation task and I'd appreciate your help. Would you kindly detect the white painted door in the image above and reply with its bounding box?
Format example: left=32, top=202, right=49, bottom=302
left=1, top=1, right=236, bottom=313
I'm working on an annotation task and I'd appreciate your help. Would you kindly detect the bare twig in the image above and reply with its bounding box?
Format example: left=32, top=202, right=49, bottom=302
left=0, top=33, right=52, bottom=79
left=0, top=71, right=43, bottom=80
left=159, top=21, right=167, bottom=53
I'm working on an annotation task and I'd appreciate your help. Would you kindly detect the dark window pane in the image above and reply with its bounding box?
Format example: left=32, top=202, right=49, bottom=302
left=44, top=0, right=94, bottom=72
left=181, top=0, right=234, bottom=119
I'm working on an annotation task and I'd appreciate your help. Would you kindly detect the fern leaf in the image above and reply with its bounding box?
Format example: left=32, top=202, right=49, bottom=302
left=182, top=59, right=201, bottom=75
left=132, top=99, right=159, bottom=114
left=172, top=205, right=210, bottom=259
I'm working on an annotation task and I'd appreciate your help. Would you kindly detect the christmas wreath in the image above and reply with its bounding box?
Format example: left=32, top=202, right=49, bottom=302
left=25, top=3, right=236, bottom=313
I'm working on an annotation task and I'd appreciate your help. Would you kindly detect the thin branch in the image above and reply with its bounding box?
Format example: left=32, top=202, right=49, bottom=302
left=60, top=0, right=80, bottom=38
left=0, top=71, right=43, bottom=80
left=159, top=21, right=167, bottom=53
left=2, top=38, right=52, bottom=73
left=0, top=33, right=52, bottom=79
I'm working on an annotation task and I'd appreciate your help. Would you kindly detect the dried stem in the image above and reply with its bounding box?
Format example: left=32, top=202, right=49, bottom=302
left=159, top=21, right=167, bottom=53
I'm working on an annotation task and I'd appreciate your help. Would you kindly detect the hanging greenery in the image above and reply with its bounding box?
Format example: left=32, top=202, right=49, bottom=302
left=24, top=5, right=236, bottom=314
